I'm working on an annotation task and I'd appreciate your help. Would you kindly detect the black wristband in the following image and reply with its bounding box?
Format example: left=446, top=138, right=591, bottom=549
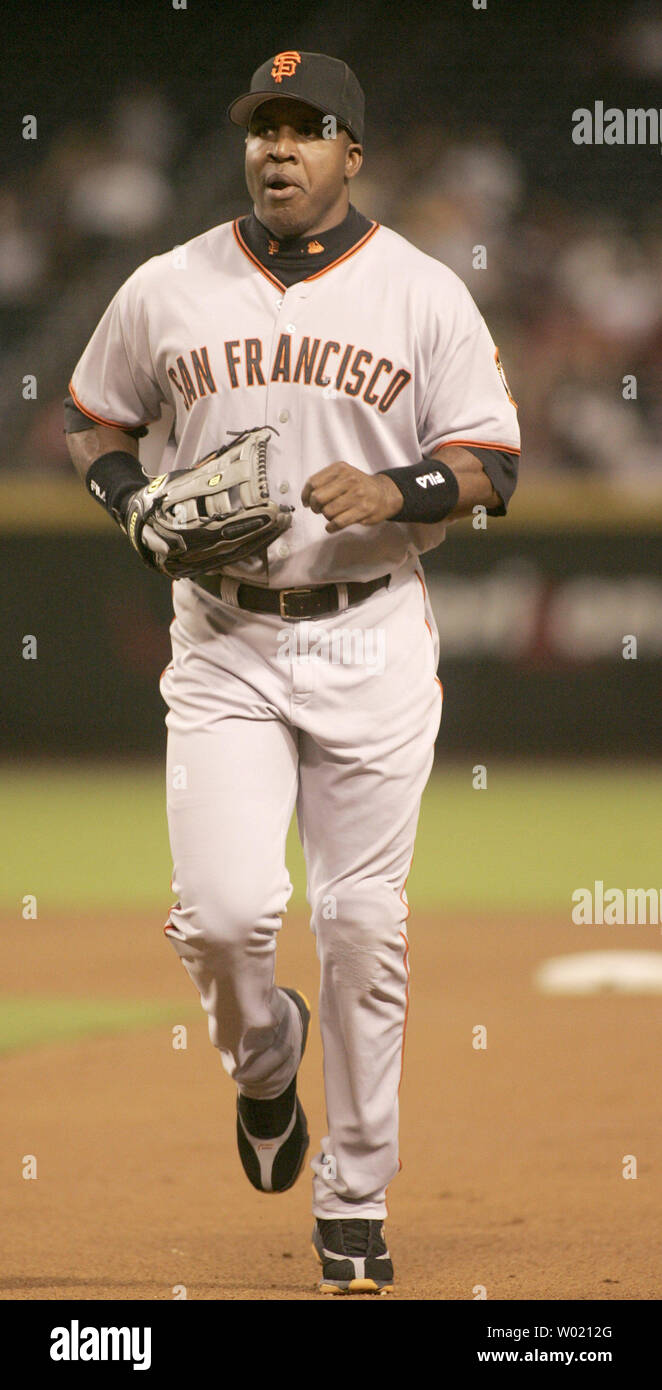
left=378, top=457, right=460, bottom=524
left=86, top=451, right=147, bottom=529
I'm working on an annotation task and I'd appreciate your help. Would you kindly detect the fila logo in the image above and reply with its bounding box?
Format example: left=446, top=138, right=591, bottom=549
left=90, top=479, right=106, bottom=501
left=416, top=471, right=445, bottom=489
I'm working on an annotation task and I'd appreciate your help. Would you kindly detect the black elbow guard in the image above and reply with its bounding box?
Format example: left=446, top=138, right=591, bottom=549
left=378, top=457, right=460, bottom=524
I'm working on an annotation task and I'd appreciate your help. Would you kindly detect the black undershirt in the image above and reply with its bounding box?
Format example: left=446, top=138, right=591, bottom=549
left=237, top=204, right=374, bottom=286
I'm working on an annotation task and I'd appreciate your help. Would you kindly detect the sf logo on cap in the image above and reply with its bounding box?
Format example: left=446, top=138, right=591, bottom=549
left=271, top=51, right=301, bottom=82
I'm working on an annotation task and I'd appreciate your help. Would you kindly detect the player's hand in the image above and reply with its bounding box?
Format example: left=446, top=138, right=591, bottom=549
left=301, top=462, right=403, bottom=532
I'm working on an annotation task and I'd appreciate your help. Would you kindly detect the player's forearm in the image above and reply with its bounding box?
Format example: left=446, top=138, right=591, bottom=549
left=376, top=444, right=502, bottom=527
left=65, top=422, right=156, bottom=560
left=66, top=425, right=139, bottom=485
left=432, top=444, right=502, bottom=520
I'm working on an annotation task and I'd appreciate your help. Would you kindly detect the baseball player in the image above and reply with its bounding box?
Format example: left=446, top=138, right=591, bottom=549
left=65, top=51, right=520, bottom=1296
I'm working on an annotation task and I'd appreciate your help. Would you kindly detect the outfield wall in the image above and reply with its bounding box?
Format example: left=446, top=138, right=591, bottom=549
left=3, top=481, right=660, bottom=757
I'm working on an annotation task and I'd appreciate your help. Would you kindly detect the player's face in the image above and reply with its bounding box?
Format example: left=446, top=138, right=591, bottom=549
left=245, top=99, right=362, bottom=238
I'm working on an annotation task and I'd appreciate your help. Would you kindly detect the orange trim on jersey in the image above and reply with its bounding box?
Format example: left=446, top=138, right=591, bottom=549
left=233, top=223, right=285, bottom=290
left=399, top=879, right=411, bottom=923
left=494, top=346, right=518, bottom=408
left=163, top=898, right=181, bottom=935
left=390, top=585, right=437, bottom=1196
left=415, top=570, right=433, bottom=635
left=391, top=878, right=413, bottom=1197
left=302, top=222, right=380, bottom=281
left=416, top=568, right=443, bottom=699
left=232, top=219, right=380, bottom=290
left=433, top=438, right=521, bottom=456
left=397, top=927, right=411, bottom=1092
left=68, top=379, right=154, bottom=432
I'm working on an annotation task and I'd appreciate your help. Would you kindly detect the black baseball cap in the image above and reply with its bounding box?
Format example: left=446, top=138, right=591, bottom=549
left=228, top=51, right=364, bottom=143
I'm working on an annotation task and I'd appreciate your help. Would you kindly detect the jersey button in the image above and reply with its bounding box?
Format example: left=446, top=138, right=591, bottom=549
left=286, top=322, right=296, bottom=333
left=278, top=481, right=290, bottom=493
left=279, top=409, right=289, bottom=423
left=277, top=542, right=290, bottom=558
left=275, top=297, right=284, bottom=309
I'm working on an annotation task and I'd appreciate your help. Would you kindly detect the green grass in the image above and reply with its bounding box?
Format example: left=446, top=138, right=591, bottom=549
left=0, top=996, right=198, bottom=1055
left=2, top=767, right=171, bottom=911
left=409, top=766, right=662, bottom=912
left=2, top=764, right=661, bottom=915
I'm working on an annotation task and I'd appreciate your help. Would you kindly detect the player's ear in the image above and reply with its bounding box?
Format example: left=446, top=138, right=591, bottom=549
left=345, top=141, right=363, bottom=180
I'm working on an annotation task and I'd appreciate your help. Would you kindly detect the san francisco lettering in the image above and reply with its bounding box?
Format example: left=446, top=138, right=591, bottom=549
left=168, top=339, right=411, bottom=413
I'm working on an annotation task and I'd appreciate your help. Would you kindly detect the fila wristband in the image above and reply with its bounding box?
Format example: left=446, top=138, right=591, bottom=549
left=379, top=457, right=460, bottom=524
left=86, top=451, right=148, bottom=529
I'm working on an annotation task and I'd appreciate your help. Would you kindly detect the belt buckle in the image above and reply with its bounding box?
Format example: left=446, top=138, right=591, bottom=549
left=279, top=587, right=316, bottom=621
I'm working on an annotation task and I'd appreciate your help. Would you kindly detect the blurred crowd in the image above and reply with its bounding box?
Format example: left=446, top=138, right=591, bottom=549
left=3, top=8, right=662, bottom=486
left=358, top=126, right=662, bottom=488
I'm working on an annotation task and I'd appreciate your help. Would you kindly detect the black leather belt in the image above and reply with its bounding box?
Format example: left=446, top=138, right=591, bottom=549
left=194, top=572, right=390, bottom=620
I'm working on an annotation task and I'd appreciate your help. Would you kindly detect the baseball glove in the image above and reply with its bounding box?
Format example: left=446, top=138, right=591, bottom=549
left=125, top=427, right=292, bottom=579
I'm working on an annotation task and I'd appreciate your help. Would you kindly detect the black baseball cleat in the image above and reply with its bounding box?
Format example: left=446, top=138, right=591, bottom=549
left=236, top=988, right=310, bottom=1193
left=312, top=1218, right=395, bottom=1295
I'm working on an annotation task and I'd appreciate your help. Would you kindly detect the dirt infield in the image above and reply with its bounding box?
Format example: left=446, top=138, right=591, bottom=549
left=2, top=907, right=662, bottom=1301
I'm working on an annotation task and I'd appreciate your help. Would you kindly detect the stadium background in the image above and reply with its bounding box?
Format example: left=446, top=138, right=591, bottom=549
left=1, top=0, right=661, bottom=1303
